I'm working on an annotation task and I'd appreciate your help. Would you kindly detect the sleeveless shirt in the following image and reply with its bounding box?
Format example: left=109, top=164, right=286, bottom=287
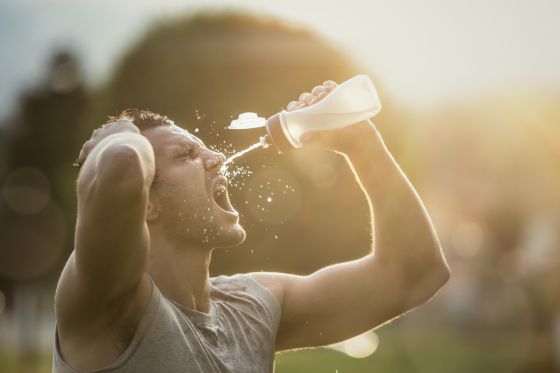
left=52, top=274, right=282, bottom=373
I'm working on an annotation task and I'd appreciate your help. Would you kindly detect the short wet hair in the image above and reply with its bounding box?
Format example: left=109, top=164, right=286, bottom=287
left=107, top=108, right=174, bottom=133
left=74, top=109, right=173, bottom=168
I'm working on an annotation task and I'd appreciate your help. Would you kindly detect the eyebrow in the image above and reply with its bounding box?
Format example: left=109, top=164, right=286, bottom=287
left=190, top=136, right=205, bottom=148
left=175, top=130, right=206, bottom=146
left=169, top=142, right=197, bottom=152
left=168, top=138, right=207, bottom=155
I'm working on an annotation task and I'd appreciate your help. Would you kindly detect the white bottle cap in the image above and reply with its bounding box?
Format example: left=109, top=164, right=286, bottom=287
left=228, top=112, right=266, bottom=129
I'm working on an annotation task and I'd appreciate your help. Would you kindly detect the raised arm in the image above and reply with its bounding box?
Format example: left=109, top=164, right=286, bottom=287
left=55, top=120, right=155, bottom=333
left=251, top=82, right=450, bottom=351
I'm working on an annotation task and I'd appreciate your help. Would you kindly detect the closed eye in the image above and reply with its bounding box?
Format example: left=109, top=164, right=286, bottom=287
left=176, top=145, right=200, bottom=160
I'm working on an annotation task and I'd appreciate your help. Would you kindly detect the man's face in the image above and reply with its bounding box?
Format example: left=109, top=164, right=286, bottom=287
left=144, top=124, right=246, bottom=248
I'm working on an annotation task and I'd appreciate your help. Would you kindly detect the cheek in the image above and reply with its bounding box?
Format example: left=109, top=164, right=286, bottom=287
left=164, top=163, right=207, bottom=196
left=155, top=162, right=212, bottom=217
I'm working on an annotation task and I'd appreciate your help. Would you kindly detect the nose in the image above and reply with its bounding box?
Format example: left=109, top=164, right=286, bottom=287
left=203, top=149, right=226, bottom=171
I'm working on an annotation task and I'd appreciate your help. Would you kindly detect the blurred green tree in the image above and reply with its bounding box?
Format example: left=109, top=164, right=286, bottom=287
left=0, top=51, right=88, bottom=289
left=94, top=12, right=401, bottom=276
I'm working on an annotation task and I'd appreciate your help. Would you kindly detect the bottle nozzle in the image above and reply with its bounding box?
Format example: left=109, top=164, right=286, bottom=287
left=259, top=135, right=271, bottom=149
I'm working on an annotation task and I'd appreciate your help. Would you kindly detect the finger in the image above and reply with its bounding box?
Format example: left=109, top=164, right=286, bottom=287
left=77, top=142, right=90, bottom=166
left=115, top=119, right=134, bottom=125
left=311, top=85, right=325, bottom=96
left=308, top=96, right=320, bottom=106
left=77, top=148, right=86, bottom=166
left=308, top=91, right=328, bottom=105
left=287, top=101, right=300, bottom=111
left=323, top=80, right=337, bottom=90
left=106, top=119, right=132, bottom=126
left=298, top=92, right=314, bottom=103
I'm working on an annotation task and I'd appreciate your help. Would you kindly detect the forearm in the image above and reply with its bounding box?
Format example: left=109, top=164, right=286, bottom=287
left=75, top=131, right=154, bottom=293
left=341, top=121, right=448, bottom=275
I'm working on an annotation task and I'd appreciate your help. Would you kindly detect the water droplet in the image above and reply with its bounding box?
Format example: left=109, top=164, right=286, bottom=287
left=267, top=197, right=272, bottom=203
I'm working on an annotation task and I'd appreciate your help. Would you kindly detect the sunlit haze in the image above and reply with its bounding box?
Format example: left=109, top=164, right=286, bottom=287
left=2, top=1, right=560, bottom=372
left=0, top=0, right=559, bottom=118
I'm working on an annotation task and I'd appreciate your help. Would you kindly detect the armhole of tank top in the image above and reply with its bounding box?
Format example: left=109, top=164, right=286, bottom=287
left=98, top=274, right=160, bottom=370
left=53, top=328, right=79, bottom=373
left=231, top=274, right=282, bottom=320
left=54, top=274, right=160, bottom=372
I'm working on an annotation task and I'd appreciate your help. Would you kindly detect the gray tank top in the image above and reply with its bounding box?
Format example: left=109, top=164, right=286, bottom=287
left=52, top=274, right=282, bottom=373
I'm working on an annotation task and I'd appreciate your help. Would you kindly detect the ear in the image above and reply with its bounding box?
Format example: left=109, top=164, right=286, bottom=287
left=146, top=199, right=159, bottom=221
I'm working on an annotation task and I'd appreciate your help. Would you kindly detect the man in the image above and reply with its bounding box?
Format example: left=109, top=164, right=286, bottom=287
left=53, top=80, right=449, bottom=372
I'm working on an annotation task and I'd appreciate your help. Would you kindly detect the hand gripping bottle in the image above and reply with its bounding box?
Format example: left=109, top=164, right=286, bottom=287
left=229, top=74, right=382, bottom=153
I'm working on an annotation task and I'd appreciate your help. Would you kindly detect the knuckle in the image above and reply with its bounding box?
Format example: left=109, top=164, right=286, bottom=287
left=311, top=85, right=324, bottom=95
left=298, top=92, right=311, bottom=101
left=308, top=96, right=320, bottom=105
left=287, top=101, right=299, bottom=110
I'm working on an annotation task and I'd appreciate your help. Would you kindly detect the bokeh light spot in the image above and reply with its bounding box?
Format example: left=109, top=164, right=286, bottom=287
left=328, top=331, right=380, bottom=359
left=2, top=167, right=51, bottom=215
left=450, top=221, right=483, bottom=258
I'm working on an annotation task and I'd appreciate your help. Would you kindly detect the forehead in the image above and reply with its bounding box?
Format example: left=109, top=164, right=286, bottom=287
left=145, top=124, right=205, bottom=149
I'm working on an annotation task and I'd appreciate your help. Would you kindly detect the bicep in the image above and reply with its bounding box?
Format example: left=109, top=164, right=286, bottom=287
left=266, top=255, right=413, bottom=351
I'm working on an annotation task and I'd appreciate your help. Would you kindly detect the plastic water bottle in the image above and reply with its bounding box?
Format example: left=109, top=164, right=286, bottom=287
left=229, top=74, right=382, bottom=153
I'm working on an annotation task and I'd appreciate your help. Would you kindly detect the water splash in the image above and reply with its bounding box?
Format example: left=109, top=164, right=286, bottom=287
left=220, top=138, right=269, bottom=175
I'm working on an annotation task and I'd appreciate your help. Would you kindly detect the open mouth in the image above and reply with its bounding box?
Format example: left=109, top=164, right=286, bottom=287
left=212, top=176, right=237, bottom=216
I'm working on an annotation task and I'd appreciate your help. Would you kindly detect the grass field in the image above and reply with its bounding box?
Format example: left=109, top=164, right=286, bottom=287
left=1, top=323, right=548, bottom=373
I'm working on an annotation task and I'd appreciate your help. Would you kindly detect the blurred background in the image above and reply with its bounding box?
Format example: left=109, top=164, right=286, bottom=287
left=0, top=0, right=559, bottom=372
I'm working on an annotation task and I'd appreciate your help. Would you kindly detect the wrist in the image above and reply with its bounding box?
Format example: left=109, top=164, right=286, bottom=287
left=339, top=121, right=389, bottom=159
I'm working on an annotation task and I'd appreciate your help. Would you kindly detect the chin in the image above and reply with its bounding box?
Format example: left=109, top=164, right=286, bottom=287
left=213, top=223, right=246, bottom=248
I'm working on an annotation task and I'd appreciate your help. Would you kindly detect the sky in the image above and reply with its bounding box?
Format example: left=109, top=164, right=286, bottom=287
left=0, top=0, right=559, bottom=119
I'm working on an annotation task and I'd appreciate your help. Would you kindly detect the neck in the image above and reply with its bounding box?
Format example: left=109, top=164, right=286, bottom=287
left=147, top=228, right=213, bottom=314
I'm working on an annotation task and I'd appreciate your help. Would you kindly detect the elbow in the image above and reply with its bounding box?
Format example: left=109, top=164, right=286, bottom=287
left=96, top=144, right=154, bottom=189
left=78, top=142, right=154, bottom=198
left=402, top=253, right=451, bottom=309
left=426, top=260, right=451, bottom=292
